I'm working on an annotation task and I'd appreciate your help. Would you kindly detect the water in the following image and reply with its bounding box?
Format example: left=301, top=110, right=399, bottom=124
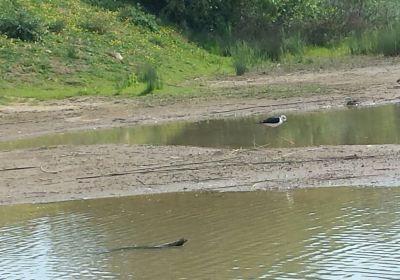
left=1, top=187, right=400, bottom=279
left=1, top=104, right=400, bottom=150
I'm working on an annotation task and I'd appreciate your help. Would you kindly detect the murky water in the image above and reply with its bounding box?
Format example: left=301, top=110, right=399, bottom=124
left=1, top=187, right=400, bottom=279
left=1, top=104, right=400, bottom=150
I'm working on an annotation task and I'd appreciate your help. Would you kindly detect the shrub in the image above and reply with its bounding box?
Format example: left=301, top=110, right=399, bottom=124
left=0, top=1, right=44, bottom=41
left=346, top=23, right=400, bottom=57
left=66, top=44, right=80, bottom=59
left=118, top=4, right=159, bottom=32
left=84, top=0, right=123, bottom=11
left=136, top=63, right=162, bottom=95
left=115, top=73, right=138, bottom=94
left=230, top=41, right=257, bottom=76
left=302, top=21, right=339, bottom=46
left=149, top=37, right=164, bottom=47
left=115, top=65, right=162, bottom=95
left=48, top=19, right=66, bottom=33
left=375, top=23, right=400, bottom=56
left=347, top=31, right=377, bottom=55
left=283, top=33, right=305, bottom=56
left=80, top=17, right=109, bottom=34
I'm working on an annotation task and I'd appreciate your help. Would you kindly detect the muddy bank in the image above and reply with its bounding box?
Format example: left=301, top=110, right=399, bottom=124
left=1, top=144, right=399, bottom=205
left=1, top=62, right=400, bottom=142
left=1, top=60, right=400, bottom=205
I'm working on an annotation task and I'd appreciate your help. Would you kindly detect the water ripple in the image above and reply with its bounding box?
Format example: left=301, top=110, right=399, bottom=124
left=0, top=187, right=400, bottom=279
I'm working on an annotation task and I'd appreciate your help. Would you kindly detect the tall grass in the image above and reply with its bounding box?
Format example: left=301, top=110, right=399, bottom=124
left=376, top=23, right=400, bottom=56
left=230, top=41, right=258, bottom=76
left=80, top=17, right=109, bottom=34
left=347, top=23, right=400, bottom=56
left=283, top=33, right=305, bottom=56
left=230, top=35, right=307, bottom=75
left=66, top=44, right=80, bottom=59
left=48, top=19, right=66, bottom=33
left=115, top=73, right=138, bottom=95
left=347, top=31, right=378, bottom=55
left=136, top=63, right=162, bottom=95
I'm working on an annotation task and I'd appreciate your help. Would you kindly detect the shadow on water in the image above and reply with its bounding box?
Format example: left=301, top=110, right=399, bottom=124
left=1, top=103, right=400, bottom=150
left=0, top=188, right=400, bottom=279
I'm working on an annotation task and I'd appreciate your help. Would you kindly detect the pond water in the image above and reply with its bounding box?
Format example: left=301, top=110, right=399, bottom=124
left=1, top=103, right=400, bottom=150
left=1, top=187, right=400, bottom=279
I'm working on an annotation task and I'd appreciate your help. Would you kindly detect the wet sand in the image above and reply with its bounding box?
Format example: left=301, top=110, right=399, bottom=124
left=0, top=144, right=399, bottom=205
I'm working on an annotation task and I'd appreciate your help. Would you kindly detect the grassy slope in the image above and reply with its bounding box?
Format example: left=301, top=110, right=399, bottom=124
left=0, top=0, right=231, bottom=101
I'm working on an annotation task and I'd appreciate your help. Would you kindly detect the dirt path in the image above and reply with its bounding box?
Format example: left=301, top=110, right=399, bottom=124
left=1, top=59, right=400, bottom=205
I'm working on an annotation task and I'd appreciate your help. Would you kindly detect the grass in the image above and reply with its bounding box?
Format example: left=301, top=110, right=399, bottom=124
left=136, top=63, right=162, bottom=95
left=347, top=31, right=378, bottom=55
left=206, top=82, right=329, bottom=100
left=1, top=0, right=397, bottom=103
left=0, top=0, right=231, bottom=101
left=345, top=23, right=400, bottom=57
left=0, top=0, right=45, bottom=42
left=375, top=24, right=400, bottom=56
left=230, top=41, right=259, bottom=76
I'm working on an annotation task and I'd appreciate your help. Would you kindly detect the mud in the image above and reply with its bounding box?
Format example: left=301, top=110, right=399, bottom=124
left=1, top=59, right=400, bottom=205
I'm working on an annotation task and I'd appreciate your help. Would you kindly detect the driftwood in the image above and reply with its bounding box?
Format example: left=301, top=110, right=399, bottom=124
left=323, top=174, right=378, bottom=180
left=0, top=166, right=36, bottom=172
left=101, top=238, right=188, bottom=254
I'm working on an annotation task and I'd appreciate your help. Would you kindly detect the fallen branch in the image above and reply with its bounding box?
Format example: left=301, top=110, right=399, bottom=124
left=374, top=168, right=397, bottom=171
left=0, top=166, right=36, bottom=172
left=324, top=174, right=378, bottom=180
left=322, top=155, right=376, bottom=161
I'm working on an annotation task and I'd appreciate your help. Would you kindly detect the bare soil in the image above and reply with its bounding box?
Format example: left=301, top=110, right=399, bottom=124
left=1, top=59, right=400, bottom=205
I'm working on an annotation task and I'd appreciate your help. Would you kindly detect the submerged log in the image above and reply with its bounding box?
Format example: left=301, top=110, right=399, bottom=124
left=102, top=238, right=188, bottom=254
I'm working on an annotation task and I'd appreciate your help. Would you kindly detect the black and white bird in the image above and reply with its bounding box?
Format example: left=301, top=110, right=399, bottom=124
left=260, top=115, right=287, bottom=127
left=345, top=97, right=359, bottom=107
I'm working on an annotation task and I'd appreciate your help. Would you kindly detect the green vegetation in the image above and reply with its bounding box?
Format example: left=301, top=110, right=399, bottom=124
left=136, top=63, right=162, bottom=95
left=80, top=17, right=110, bottom=34
left=376, top=24, right=400, bottom=56
left=48, top=19, right=66, bottom=34
left=118, top=4, right=159, bottom=32
left=0, top=0, right=231, bottom=100
left=347, top=23, right=400, bottom=57
left=1, top=0, right=400, bottom=101
left=141, top=0, right=399, bottom=55
left=231, top=41, right=258, bottom=76
left=142, top=0, right=400, bottom=61
left=0, top=1, right=44, bottom=42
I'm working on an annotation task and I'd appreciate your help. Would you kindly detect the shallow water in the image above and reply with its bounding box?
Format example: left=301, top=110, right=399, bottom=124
left=1, top=187, right=400, bottom=279
left=1, top=103, right=400, bottom=150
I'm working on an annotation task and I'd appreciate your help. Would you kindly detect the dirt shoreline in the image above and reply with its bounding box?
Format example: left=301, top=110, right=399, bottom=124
left=2, top=61, right=400, bottom=142
left=1, top=144, right=399, bottom=205
left=1, top=61, right=400, bottom=205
